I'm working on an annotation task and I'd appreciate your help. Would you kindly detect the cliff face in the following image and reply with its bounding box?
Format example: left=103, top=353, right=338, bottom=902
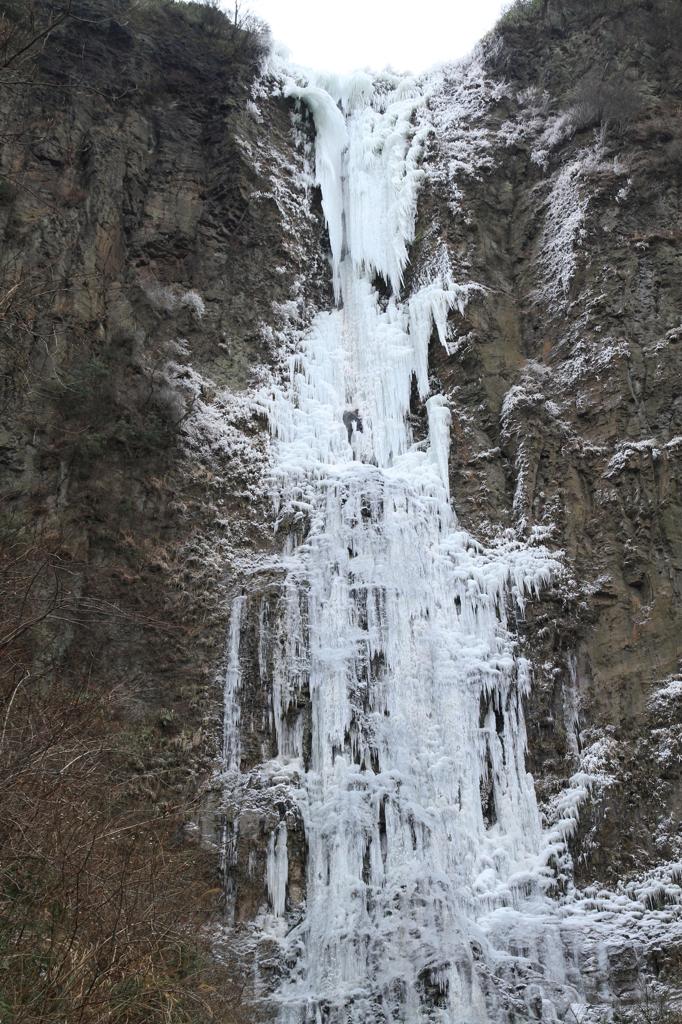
left=1, top=0, right=680, bottom=1021
left=414, top=0, right=682, bottom=889
left=402, top=2, right=682, bottom=1006
left=0, top=1, right=326, bottom=1017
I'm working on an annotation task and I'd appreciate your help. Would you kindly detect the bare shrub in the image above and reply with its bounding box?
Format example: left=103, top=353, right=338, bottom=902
left=0, top=528, right=238, bottom=1024
left=0, top=0, right=72, bottom=71
left=664, top=135, right=682, bottom=168
left=498, top=0, right=546, bottom=30
left=568, top=70, right=644, bottom=134
left=158, top=0, right=271, bottom=63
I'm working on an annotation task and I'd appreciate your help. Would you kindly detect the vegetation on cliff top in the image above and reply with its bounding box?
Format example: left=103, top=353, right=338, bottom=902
left=0, top=0, right=269, bottom=76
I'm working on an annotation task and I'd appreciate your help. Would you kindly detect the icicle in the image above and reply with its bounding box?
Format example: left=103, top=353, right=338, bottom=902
left=284, top=83, right=348, bottom=302
left=426, top=394, right=451, bottom=498
left=267, top=822, right=289, bottom=917
left=223, top=595, right=246, bottom=771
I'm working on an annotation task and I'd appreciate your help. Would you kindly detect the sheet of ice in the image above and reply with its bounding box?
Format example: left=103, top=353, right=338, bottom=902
left=226, top=65, right=654, bottom=1024
left=267, top=822, right=289, bottom=917
left=250, top=68, right=576, bottom=1024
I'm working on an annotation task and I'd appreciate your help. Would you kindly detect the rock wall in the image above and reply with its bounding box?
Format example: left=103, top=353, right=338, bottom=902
left=0, top=1, right=327, bottom=1017
left=412, top=0, right=682, bottom=890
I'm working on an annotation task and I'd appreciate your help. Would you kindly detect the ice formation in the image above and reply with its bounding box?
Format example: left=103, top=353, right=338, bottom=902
left=220, top=68, right=656, bottom=1022
left=223, top=594, right=246, bottom=771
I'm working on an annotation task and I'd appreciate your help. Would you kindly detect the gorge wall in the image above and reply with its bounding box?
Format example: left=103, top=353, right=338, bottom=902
left=0, top=0, right=680, bottom=1021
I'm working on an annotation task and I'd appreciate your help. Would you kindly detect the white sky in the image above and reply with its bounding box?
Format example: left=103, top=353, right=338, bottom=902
left=244, top=0, right=509, bottom=74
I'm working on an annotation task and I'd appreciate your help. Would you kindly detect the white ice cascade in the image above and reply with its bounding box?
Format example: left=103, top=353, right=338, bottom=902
left=255, top=72, right=574, bottom=1024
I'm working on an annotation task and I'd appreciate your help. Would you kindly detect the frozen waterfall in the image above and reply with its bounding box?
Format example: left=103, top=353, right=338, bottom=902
left=226, top=70, right=586, bottom=1023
